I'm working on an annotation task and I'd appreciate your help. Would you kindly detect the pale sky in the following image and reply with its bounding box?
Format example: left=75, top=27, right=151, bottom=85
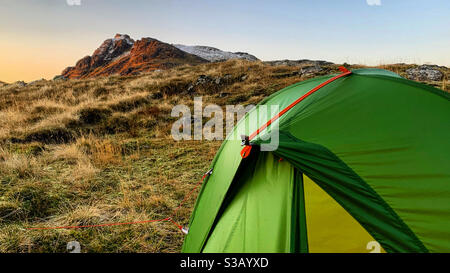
left=0, top=0, right=449, bottom=83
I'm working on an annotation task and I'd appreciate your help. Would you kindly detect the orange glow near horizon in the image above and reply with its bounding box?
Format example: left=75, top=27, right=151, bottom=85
left=0, top=37, right=92, bottom=83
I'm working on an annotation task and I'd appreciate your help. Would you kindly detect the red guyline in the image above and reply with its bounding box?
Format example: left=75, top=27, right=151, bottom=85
left=170, top=172, right=209, bottom=217
left=26, top=172, right=210, bottom=231
left=248, top=67, right=352, bottom=141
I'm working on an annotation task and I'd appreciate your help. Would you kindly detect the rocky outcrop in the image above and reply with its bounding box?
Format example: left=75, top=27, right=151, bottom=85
left=299, top=65, right=323, bottom=76
left=61, top=34, right=207, bottom=79
left=13, top=81, right=27, bottom=87
left=186, top=74, right=248, bottom=94
left=173, top=44, right=259, bottom=62
left=406, top=65, right=444, bottom=81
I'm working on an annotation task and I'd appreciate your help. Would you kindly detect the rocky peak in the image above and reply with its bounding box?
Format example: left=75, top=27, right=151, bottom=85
left=61, top=34, right=207, bottom=79
left=91, top=34, right=135, bottom=67
left=113, top=33, right=134, bottom=43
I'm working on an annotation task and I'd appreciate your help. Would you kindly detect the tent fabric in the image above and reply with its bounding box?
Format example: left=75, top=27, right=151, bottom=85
left=183, top=76, right=337, bottom=253
left=203, top=152, right=294, bottom=253
left=257, top=132, right=428, bottom=253
left=303, top=174, right=385, bottom=253
left=182, top=69, right=450, bottom=253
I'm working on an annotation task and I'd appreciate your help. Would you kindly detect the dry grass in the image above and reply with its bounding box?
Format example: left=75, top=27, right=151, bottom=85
left=0, top=60, right=448, bottom=253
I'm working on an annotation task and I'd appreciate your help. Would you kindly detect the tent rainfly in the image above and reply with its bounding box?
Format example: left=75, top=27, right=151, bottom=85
left=182, top=68, right=450, bottom=253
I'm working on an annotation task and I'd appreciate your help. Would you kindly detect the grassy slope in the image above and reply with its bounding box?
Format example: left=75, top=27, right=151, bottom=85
left=0, top=60, right=448, bottom=252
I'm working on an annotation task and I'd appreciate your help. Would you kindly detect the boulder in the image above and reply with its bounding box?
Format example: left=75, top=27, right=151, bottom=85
left=406, top=65, right=444, bottom=81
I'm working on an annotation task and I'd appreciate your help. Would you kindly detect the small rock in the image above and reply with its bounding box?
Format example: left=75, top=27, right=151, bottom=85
left=187, top=74, right=240, bottom=93
left=187, top=84, right=195, bottom=93
left=197, top=75, right=212, bottom=84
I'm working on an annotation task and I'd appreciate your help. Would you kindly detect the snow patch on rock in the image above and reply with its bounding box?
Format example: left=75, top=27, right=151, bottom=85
left=95, top=34, right=135, bottom=63
left=113, top=34, right=134, bottom=46
left=173, top=44, right=259, bottom=62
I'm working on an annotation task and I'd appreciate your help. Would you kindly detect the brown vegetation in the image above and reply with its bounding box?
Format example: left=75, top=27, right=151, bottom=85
left=0, top=60, right=448, bottom=252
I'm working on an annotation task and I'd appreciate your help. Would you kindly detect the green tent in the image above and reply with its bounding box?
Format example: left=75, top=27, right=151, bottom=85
left=182, top=68, right=450, bottom=253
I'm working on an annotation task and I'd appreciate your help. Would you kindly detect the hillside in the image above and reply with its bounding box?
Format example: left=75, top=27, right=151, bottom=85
left=60, top=34, right=262, bottom=80
left=0, top=60, right=448, bottom=252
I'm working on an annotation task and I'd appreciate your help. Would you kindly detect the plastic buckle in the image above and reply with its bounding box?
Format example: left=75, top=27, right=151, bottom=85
left=241, top=135, right=250, bottom=146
